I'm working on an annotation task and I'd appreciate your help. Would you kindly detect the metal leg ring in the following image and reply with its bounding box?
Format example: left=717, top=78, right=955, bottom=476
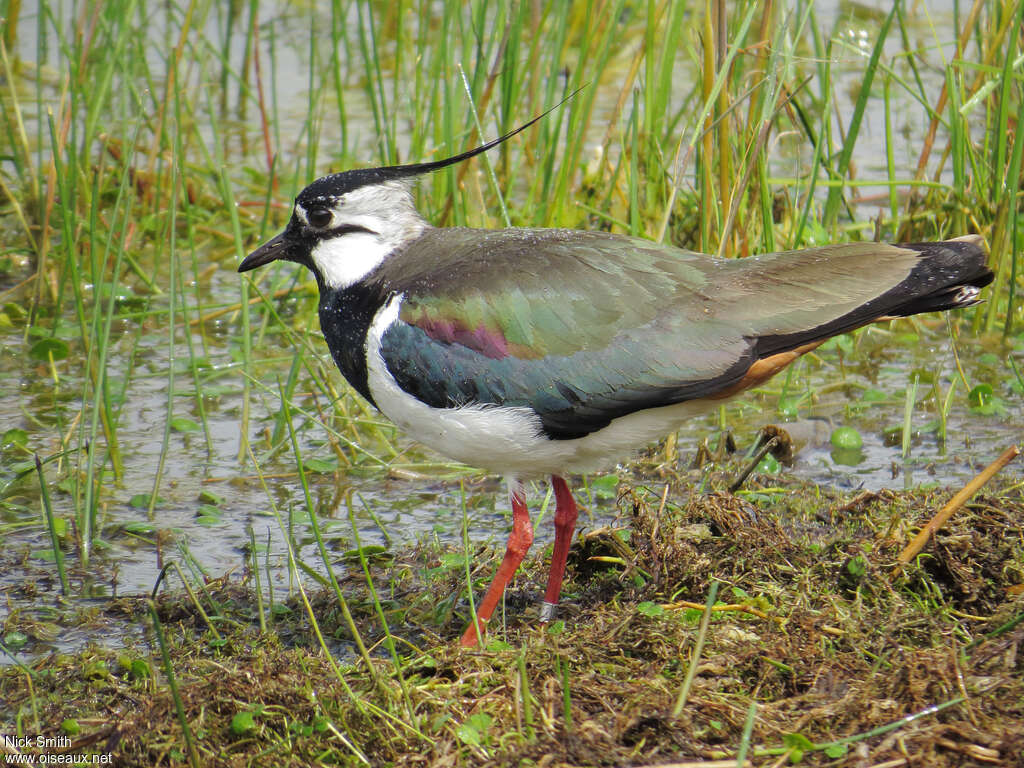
left=538, top=601, right=558, bottom=623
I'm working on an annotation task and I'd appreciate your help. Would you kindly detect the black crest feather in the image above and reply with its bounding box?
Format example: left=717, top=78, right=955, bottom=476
left=297, top=89, right=583, bottom=204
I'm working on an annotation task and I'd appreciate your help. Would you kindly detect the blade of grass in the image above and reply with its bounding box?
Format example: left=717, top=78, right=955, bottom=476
left=248, top=526, right=267, bottom=634
left=460, top=479, right=484, bottom=646
left=822, top=2, right=897, bottom=231
left=901, top=372, right=919, bottom=461
left=148, top=600, right=201, bottom=768
left=35, top=454, right=68, bottom=595
left=734, top=699, right=757, bottom=767
left=279, top=381, right=380, bottom=684
left=147, top=160, right=180, bottom=521
left=752, top=696, right=966, bottom=760
left=673, top=578, right=720, bottom=716
left=345, top=494, right=415, bottom=720
left=517, top=648, right=534, bottom=740
left=558, top=654, right=572, bottom=728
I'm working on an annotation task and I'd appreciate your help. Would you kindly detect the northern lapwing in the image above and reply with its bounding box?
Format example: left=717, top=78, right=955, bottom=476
left=239, top=116, right=993, bottom=647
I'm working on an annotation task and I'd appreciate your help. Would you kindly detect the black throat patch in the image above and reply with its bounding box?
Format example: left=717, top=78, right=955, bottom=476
left=318, top=282, right=388, bottom=409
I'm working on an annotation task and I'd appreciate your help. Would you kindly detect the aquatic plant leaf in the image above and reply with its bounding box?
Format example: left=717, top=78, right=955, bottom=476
left=2, top=428, right=27, bottom=448
left=28, top=338, right=69, bottom=361
left=830, top=426, right=863, bottom=449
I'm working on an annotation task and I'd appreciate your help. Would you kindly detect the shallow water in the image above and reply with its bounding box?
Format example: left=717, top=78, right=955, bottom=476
left=1, top=1, right=1021, bottom=661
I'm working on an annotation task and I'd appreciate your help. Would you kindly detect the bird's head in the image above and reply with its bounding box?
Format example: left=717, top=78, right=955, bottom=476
left=238, top=168, right=428, bottom=290
left=238, top=101, right=565, bottom=290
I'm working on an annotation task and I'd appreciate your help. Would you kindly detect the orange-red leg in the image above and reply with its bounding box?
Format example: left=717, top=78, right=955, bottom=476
left=540, top=475, right=578, bottom=622
left=460, top=487, right=533, bottom=647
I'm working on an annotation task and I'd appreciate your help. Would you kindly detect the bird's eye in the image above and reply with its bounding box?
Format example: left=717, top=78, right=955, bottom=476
left=307, top=207, right=333, bottom=229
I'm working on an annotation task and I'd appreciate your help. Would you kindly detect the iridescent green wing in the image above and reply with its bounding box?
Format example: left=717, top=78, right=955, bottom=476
left=376, top=229, right=983, bottom=438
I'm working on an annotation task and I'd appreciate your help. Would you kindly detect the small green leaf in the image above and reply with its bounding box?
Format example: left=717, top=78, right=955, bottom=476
left=2, top=428, right=27, bottom=448
left=968, top=383, right=994, bottom=408
left=777, top=398, right=799, bottom=419
left=546, top=619, right=566, bottom=636
left=782, top=733, right=814, bottom=750
left=438, top=553, right=468, bottom=569
left=61, top=719, right=80, bottom=736
left=909, top=367, right=935, bottom=385
left=230, top=710, right=257, bottom=735
left=29, top=337, right=69, bottom=361
left=123, top=521, right=156, bottom=535
left=10, top=460, right=35, bottom=475
left=128, top=493, right=161, bottom=509
left=636, top=601, right=665, bottom=617
left=824, top=743, right=848, bottom=758
left=681, top=608, right=704, bottom=623
left=967, top=383, right=1006, bottom=415
left=83, top=660, right=109, bottom=680
left=170, top=417, right=200, bottom=433
left=782, top=732, right=815, bottom=763
left=590, top=473, right=619, bottom=499
left=342, top=545, right=392, bottom=564
left=198, top=489, right=224, bottom=506
left=303, top=457, right=337, bottom=474
left=846, top=555, right=867, bottom=579
left=3, top=631, right=28, bottom=650
left=129, top=659, right=152, bottom=679
left=455, top=713, right=492, bottom=747
left=862, top=388, right=890, bottom=402
left=830, top=426, right=862, bottom=450
left=756, top=453, right=781, bottom=474
left=3, top=301, right=26, bottom=321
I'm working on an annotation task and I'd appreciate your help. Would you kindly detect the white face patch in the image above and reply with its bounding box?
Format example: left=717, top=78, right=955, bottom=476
left=310, top=231, right=391, bottom=290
